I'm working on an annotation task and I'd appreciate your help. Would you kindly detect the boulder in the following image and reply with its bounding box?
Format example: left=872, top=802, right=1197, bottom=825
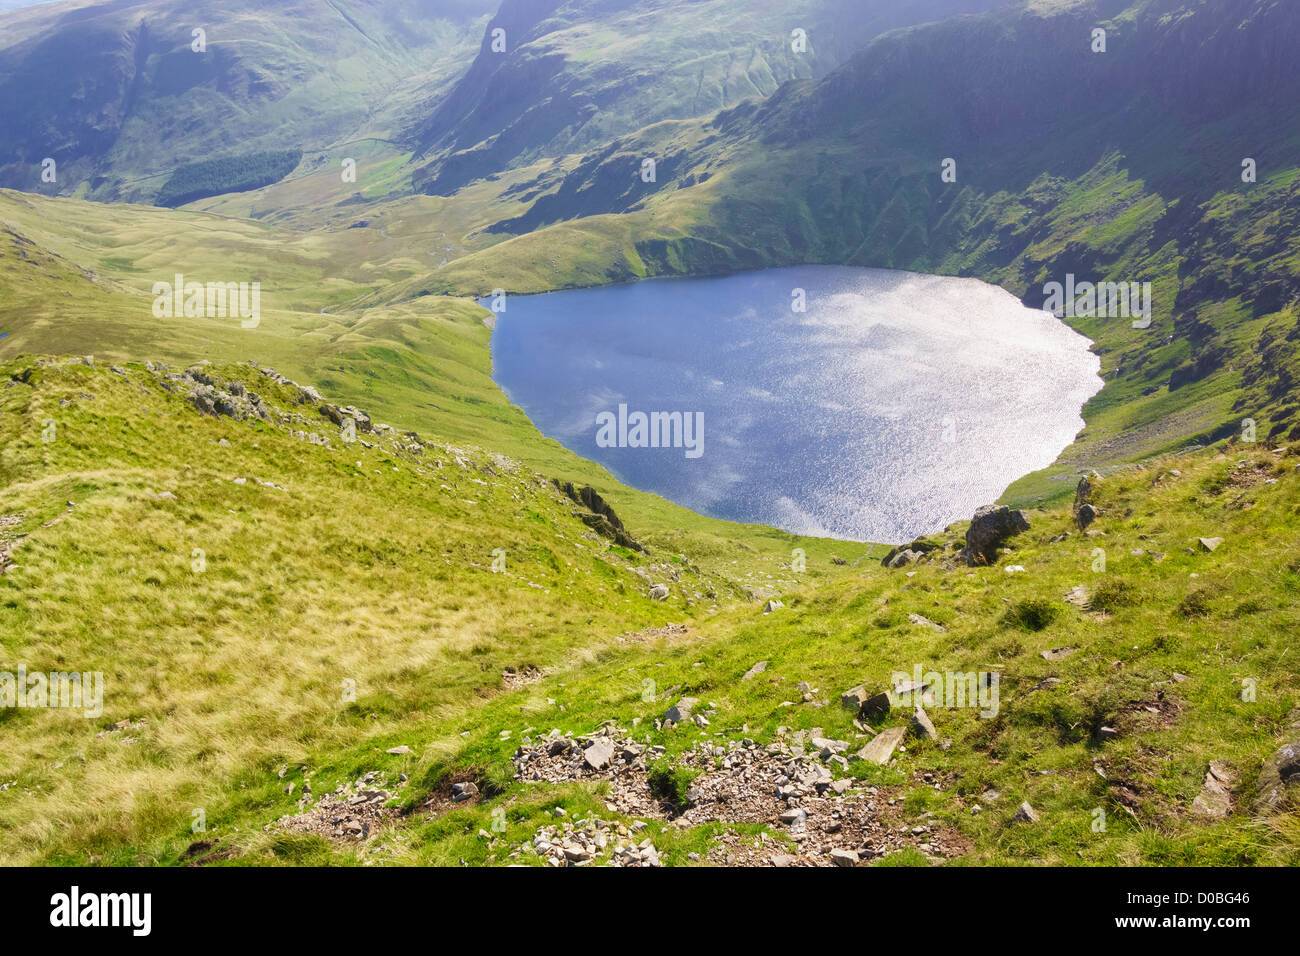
left=884, top=549, right=922, bottom=569
left=858, top=691, right=892, bottom=722
left=964, top=505, right=1031, bottom=565
left=741, top=660, right=768, bottom=681
left=881, top=538, right=942, bottom=568
left=1198, top=536, right=1224, bottom=552
left=830, top=848, right=859, bottom=867
left=1076, top=503, right=1099, bottom=530
left=840, top=685, right=869, bottom=710
left=648, top=584, right=670, bottom=601
left=1074, top=474, right=1095, bottom=511
left=583, top=738, right=614, bottom=771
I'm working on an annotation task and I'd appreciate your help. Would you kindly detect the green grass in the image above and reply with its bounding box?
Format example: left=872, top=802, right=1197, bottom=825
left=0, top=356, right=1296, bottom=865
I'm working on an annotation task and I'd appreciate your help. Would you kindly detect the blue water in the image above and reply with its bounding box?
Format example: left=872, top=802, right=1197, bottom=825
left=487, top=266, right=1102, bottom=543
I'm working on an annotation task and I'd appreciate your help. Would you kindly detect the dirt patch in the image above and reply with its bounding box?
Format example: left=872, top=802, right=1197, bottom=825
left=502, top=665, right=546, bottom=691
left=1227, top=457, right=1277, bottom=491
left=180, top=840, right=239, bottom=867
left=1117, top=689, right=1183, bottom=734
left=419, top=770, right=487, bottom=816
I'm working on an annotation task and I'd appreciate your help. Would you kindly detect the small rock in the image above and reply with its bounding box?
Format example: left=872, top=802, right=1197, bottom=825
left=451, top=781, right=479, bottom=802
left=664, top=697, right=699, bottom=724
left=1192, top=760, right=1234, bottom=818
left=1012, top=801, right=1040, bottom=824
left=855, top=726, right=906, bottom=765
left=1253, top=739, right=1300, bottom=813
left=910, top=707, right=938, bottom=741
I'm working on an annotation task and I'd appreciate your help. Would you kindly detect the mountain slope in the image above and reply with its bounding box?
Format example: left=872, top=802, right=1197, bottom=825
left=0, top=0, right=495, bottom=202
left=408, top=0, right=1013, bottom=196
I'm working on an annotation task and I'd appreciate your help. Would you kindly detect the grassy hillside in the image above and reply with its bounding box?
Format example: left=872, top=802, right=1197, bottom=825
left=0, top=355, right=1295, bottom=866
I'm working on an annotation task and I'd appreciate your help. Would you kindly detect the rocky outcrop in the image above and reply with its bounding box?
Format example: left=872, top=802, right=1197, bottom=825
left=1253, top=739, right=1300, bottom=813
left=510, top=723, right=963, bottom=866
left=962, top=505, right=1031, bottom=565
left=552, top=479, right=645, bottom=552
left=173, top=367, right=272, bottom=422
left=320, top=402, right=373, bottom=434
left=881, top=536, right=943, bottom=569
